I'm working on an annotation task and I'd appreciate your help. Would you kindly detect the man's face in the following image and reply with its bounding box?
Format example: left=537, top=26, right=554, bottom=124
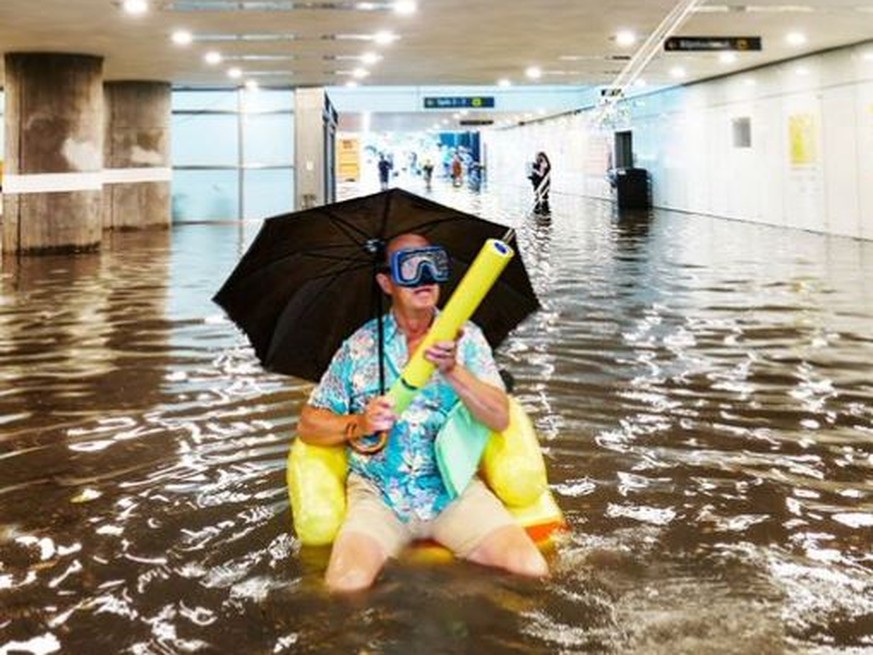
left=380, top=235, right=442, bottom=311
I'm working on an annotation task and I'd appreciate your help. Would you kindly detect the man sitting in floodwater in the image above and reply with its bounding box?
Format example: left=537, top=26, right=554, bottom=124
left=298, top=233, right=549, bottom=592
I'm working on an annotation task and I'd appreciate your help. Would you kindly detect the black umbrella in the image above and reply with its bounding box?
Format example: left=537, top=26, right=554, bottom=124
left=213, top=188, right=540, bottom=385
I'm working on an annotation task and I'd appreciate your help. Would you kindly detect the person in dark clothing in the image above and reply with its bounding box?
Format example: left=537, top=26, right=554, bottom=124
left=378, top=155, right=392, bottom=191
left=528, top=151, right=551, bottom=214
left=422, top=158, right=435, bottom=191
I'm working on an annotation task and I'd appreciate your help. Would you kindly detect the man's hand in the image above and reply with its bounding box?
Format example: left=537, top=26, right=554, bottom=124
left=361, top=395, right=397, bottom=435
left=424, top=337, right=459, bottom=374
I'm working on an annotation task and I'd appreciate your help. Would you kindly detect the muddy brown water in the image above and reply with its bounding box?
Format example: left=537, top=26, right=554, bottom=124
left=1, top=184, right=872, bottom=654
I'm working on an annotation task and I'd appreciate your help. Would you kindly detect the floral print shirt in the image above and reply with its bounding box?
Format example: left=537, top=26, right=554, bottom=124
left=308, top=311, right=503, bottom=522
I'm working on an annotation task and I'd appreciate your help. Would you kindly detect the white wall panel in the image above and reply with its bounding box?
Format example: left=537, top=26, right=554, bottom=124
left=756, top=98, right=786, bottom=228
left=857, top=82, right=873, bottom=241
left=822, top=87, right=861, bottom=238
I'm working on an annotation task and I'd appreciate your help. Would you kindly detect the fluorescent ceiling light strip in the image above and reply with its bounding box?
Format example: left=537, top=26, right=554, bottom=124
left=224, top=54, right=297, bottom=61
left=245, top=70, right=295, bottom=76
left=196, top=33, right=297, bottom=41
left=167, top=0, right=393, bottom=11
left=693, top=3, right=814, bottom=11
left=746, top=5, right=814, bottom=12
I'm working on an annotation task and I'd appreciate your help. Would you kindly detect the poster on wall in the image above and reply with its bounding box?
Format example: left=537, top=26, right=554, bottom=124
left=336, top=137, right=360, bottom=182
left=789, top=113, right=818, bottom=166
left=786, top=110, right=824, bottom=230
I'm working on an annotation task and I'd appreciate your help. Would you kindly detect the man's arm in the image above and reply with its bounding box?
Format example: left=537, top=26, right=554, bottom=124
left=444, top=365, right=509, bottom=432
left=425, top=339, right=509, bottom=432
left=298, top=397, right=397, bottom=446
left=298, top=405, right=359, bottom=446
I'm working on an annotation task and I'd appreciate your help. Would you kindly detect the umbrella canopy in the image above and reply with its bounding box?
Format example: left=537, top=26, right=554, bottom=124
left=213, top=188, right=540, bottom=383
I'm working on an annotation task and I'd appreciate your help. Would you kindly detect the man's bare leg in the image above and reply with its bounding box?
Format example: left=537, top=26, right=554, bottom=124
left=325, top=531, right=388, bottom=592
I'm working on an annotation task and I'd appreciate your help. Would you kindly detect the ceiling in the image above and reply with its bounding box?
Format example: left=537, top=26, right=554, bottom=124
left=0, top=0, right=871, bottom=115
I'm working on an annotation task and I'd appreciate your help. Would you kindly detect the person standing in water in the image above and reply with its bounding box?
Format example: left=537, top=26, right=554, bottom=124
left=378, top=154, right=392, bottom=191
left=529, top=151, right=551, bottom=214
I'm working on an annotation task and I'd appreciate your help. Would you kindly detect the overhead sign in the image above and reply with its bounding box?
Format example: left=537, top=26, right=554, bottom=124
left=459, top=119, right=494, bottom=126
left=423, top=96, right=495, bottom=109
left=664, top=36, right=762, bottom=52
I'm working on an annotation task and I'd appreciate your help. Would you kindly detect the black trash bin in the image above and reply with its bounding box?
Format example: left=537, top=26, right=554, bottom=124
left=615, top=168, right=650, bottom=209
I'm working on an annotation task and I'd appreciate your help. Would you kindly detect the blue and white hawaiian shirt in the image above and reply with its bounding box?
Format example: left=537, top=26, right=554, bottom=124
left=307, top=311, right=504, bottom=522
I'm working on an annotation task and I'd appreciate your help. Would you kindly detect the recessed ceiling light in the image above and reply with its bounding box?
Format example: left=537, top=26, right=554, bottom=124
left=525, top=66, right=542, bottom=79
left=352, top=68, right=370, bottom=78
left=497, top=78, right=511, bottom=87
left=795, top=66, right=810, bottom=76
left=122, top=0, right=148, bottom=15
left=227, top=67, right=242, bottom=79
left=356, top=2, right=376, bottom=9
left=345, top=80, right=359, bottom=88
left=615, top=30, right=636, bottom=47
left=863, top=50, right=873, bottom=62
left=393, top=1, right=416, bottom=15
left=670, top=66, right=687, bottom=78
left=245, top=79, right=259, bottom=91
left=171, top=30, right=193, bottom=45
left=786, top=32, right=807, bottom=46
left=360, top=52, right=382, bottom=64
left=204, top=51, right=223, bottom=65
left=719, top=52, right=738, bottom=64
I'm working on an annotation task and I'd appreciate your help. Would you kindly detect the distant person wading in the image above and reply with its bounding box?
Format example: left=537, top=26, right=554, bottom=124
left=528, top=152, right=551, bottom=214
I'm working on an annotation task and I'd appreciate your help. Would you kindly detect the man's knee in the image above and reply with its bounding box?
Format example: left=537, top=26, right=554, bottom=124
left=325, top=531, right=388, bottom=593
left=467, top=525, right=549, bottom=578
left=325, top=566, right=377, bottom=593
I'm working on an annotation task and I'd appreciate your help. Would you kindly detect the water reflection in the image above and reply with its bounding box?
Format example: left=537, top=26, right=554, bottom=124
left=1, top=187, right=872, bottom=653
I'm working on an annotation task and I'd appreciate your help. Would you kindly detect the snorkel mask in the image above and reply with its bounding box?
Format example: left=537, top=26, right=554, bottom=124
left=389, top=245, right=451, bottom=287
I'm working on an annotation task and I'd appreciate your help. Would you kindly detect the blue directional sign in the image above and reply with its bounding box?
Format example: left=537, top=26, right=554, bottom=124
left=423, top=96, right=495, bottom=109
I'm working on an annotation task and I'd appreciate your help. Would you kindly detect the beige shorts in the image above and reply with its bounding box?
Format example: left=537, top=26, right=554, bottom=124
left=338, top=473, right=516, bottom=559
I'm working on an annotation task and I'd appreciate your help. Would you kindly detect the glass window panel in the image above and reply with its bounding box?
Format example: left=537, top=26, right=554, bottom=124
left=172, top=169, right=240, bottom=221
left=241, top=89, right=294, bottom=113
left=172, top=89, right=239, bottom=112
left=242, top=113, right=294, bottom=166
left=243, top=168, right=294, bottom=220
left=172, top=114, right=239, bottom=166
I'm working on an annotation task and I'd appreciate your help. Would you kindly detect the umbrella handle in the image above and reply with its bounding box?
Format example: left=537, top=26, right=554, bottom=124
left=348, top=431, right=388, bottom=455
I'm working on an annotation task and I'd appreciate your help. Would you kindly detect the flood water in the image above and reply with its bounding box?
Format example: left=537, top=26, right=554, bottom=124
left=1, top=181, right=872, bottom=654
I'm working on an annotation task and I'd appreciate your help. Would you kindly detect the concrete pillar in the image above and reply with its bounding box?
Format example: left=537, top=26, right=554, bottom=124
left=2, top=53, right=104, bottom=254
left=103, top=81, right=172, bottom=230
left=294, top=88, right=337, bottom=209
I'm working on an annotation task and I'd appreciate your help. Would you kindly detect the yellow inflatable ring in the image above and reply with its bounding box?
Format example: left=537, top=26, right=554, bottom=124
left=287, top=396, right=567, bottom=551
